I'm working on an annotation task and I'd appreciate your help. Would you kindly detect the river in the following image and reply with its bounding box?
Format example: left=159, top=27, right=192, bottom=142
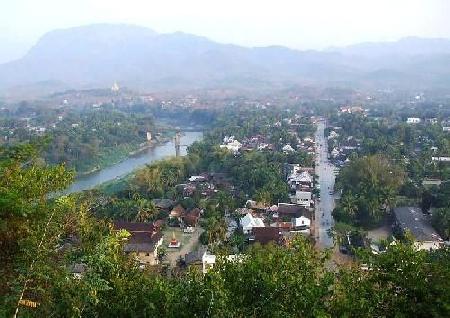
left=65, top=131, right=203, bottom=193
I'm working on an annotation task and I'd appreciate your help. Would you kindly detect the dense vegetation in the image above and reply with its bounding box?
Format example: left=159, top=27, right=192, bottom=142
left=334, top=155, right=405, bottom=227
left=1, top=105, right=159, bottom=174
left=329, top=110, right=450, bottom=237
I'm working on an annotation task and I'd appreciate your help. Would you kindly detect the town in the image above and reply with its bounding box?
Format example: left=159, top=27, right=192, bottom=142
left=2, top=84, right=450, bottom=316
left=2, top=6, right=450, bottom=315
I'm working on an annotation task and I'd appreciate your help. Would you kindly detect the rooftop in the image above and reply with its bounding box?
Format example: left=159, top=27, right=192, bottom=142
left=113, top=221, right=154, bottom=232
left=393, top=207, right=442, bottom=242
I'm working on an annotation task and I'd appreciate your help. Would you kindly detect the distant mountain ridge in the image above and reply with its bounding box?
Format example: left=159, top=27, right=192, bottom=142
left=1, top=24, right=450, bottom=95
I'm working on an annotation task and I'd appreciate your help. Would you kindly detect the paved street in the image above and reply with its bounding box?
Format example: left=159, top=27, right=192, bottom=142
left=315, top=119, right=335, bottom=248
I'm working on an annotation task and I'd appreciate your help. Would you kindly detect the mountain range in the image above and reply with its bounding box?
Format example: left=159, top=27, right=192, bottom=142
left=1, top=24, right=450, bottom=96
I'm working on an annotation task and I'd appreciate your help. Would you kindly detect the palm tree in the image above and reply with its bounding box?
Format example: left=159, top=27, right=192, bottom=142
left=206, top=218, right=227, bottom=244
left=135, top=198, right=158, bottom=222
left=340, top=192, right=358, bottom=218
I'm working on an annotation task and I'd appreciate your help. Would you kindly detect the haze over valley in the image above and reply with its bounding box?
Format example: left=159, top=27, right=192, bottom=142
left=2, top=24, right=450, bottom=97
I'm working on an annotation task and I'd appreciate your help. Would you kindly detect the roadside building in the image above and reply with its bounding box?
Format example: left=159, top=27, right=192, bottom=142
left=277, top=203, right=306, bottom=219
left=292, top=216, right=311, bottom=231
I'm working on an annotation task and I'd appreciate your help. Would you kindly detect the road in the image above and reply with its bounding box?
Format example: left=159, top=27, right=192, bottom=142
left=314, top=119, right=336, bottom=248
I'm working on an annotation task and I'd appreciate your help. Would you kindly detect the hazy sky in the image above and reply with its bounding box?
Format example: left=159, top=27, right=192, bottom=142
left=1, top=0, right=450, bottom=63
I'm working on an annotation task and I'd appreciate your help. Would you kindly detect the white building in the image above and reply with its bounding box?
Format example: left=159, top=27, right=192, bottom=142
left=202, top=253, right=243, bottom=274
left=240, top=213, right=265, bottom=234
left=220, top=139, right=242, bottom=154
left=287, top=170, right=313, bottom=189
left=282, top=144, right=295, bottom=153
left=289, top=190, right=312, bottom=208
left=293, top=216, right=311, bottom=229
left=432, top=157, right=450, bottom=162
left=406, top=117, right=421, bottom=124
left=331, top=148, right=340, bottom=158
left=328, top=131, right=339, bottom=139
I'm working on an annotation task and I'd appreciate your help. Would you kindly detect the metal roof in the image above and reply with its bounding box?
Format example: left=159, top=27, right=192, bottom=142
left=394, top=207, right=442, bottom=242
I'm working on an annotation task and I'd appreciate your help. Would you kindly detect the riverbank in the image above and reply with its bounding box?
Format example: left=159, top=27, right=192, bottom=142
left=65, top=131, right=203, bottom=193
left=76, top=135, right=173, bottom=177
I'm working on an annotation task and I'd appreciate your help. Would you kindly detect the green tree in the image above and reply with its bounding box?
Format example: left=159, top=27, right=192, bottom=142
left=335, top=155, right=405, bottom=226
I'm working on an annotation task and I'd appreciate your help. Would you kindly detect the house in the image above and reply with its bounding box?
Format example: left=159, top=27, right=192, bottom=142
left=282, top=144, right=295, bottom=153
left=270, top=221, right=293, bottom=232
left=69, top=263, right=86, bottom=279
left=245, top=200, right=269, bottom=212
left=184, top=248, right=208, bottom=269
left=189, top=175, right=207, bottom=183
left=432, top=156, right=450, bottom=162
left=240, top=213, right=265, bottom=234
left=182, top=183, right=197, bottom=197
left=170, top=204, right=186, bottom=219
left=183, top=208, right=201, bottom=227
left=286, top=168, right=314, bottom=209
left=153, top=219, right=165, bottom=231
left=393, top=207, right=442, bottom=250
left=113, top=221, right=164, bottom=265
left=406, top=117, right=421, bottom=124
left=220, top=138, right=242, bottom=154
left=289, top=190, right=313, bottom=208
left=287, top=170, right=313, bottom=190
left=202, top=253, right=242, bottom=274
left=422, top=178, right=442, bottom=187
left=252, top=227, right=282, bottom=245
left=292, top=216, right=311, bottom=233
left=340, top=106, right=365, bottom=114
left=328, top=131, right=339, bottom=139
left=331, top=148, right=340, bottom=158
left=152, top=199, right=175, bottom=210
left=235, top=208, right=254, bottom=216
left=277, top=203, right=306, bottom=218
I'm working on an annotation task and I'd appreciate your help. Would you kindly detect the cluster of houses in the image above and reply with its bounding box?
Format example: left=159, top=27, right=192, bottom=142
left=285, top=164, right=315, bottom=209
left=220, top=135, right=277, bottom=154
left=237, top=201, right=312, bottom=246
left=327, top=130, right=361, bottom=167
left=181, top=201, right=312, bottom=274
left=339, top=106, right=366, bottom=115
left=406, top=117, right=450, bottom=132
left=297, top=136, right=316, bottom=155
left=176, top=173, right=234, bottom=198
left=240, top=135, right=274, bottom=151
left=220, top=135, right=242, bottom=154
